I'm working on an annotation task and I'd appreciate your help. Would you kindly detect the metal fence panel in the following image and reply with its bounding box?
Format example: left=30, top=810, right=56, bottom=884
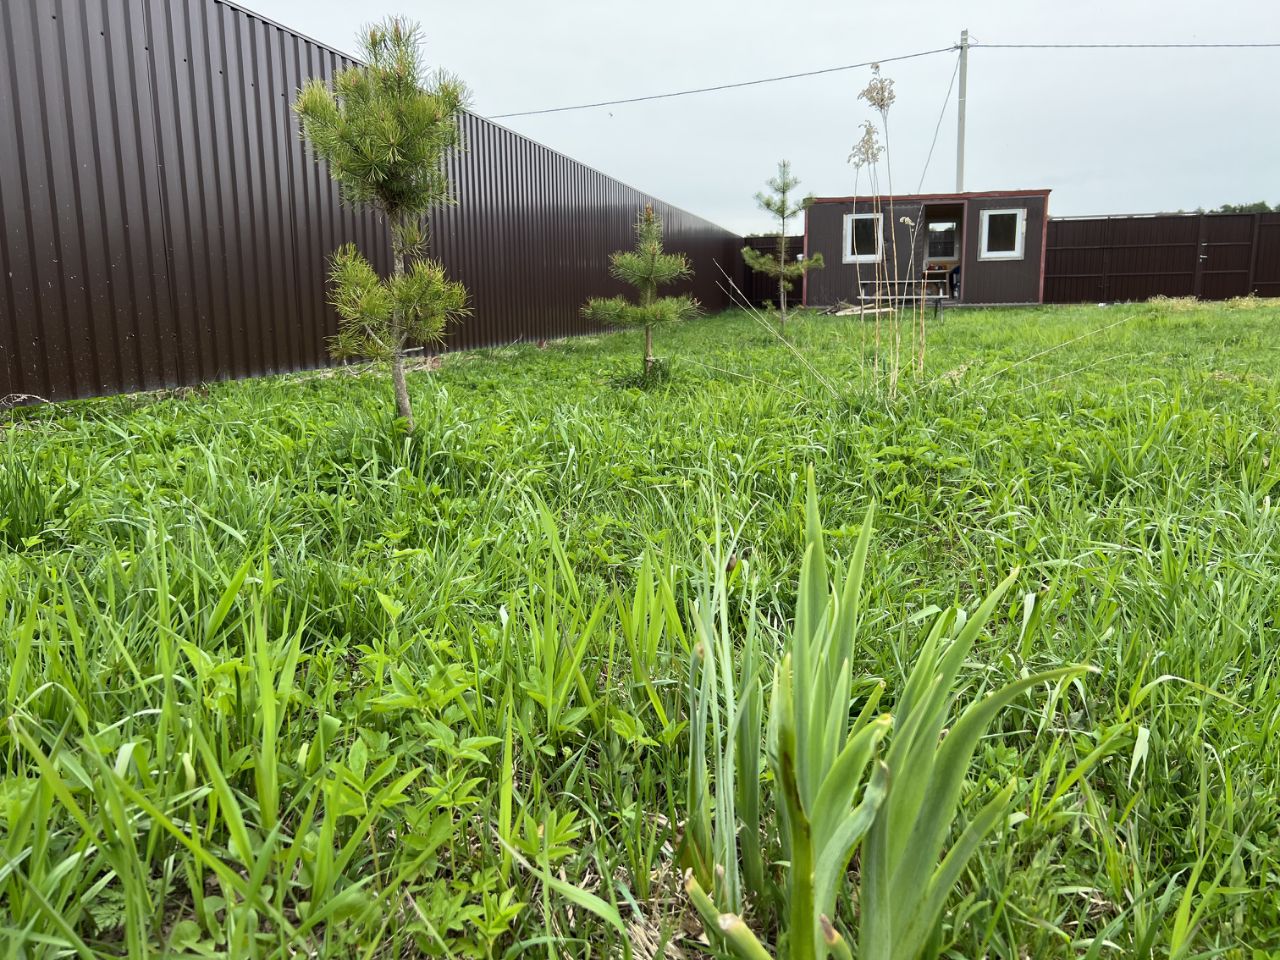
left=1254, top=214, right=1280, bottom=298
left=741, top=235, right=803, bottom=307
left=1, top=0, right=741, bottom=402
left=1045, top=212, right=1277, bottom=303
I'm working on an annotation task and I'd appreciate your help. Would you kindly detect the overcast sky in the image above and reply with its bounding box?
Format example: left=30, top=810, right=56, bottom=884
left=241, top=0, right=1277, bottom=235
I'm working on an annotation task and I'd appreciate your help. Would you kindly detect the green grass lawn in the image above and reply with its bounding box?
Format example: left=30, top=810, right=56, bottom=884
left=2, top=299, right=1279, bottom=958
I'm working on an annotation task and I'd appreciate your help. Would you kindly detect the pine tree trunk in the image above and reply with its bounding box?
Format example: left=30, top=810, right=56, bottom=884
left=779, top=273, right=788, bottom=334
left=391, top=353, right=414, bottom=431
left=644, top=323, right=654, bottom=376
left=391, top=213, right=415, bottom=432
left=778, top=211, right=789, bottom=333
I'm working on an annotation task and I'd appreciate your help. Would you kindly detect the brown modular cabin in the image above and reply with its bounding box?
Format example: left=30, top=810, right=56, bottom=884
left=802, top=189, right=1051, bottom=307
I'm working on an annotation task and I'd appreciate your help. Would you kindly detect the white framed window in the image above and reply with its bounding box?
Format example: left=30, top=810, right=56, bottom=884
left=978, top=208, right=1027, bottom=260
left=842, top=213, right=883, bottom=264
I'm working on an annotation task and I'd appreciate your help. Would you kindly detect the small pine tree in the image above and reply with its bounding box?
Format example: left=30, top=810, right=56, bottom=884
left=583, top=206, right=701, bottom=377
left=742, top=160, right=824, bottom=332
left=294, top=18, right=470, bottom=431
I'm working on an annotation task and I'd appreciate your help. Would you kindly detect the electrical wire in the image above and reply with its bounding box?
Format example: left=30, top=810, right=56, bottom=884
left=487, top=45, right=956, bottom=119
left=974, top=41, right=1280, bottom=48
left=916, top=52, right=961, bottom=193
left=487, top=38, right=1280, bottom=120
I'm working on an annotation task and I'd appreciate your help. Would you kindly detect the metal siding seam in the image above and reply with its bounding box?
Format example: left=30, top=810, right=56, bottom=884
left=0, top=3, right=31, bottom=397
left=252, top=19, right=284, bottom=374
left=505, top=126, right=516, bottom=346
left=462, top=113, right=478, bottom=351
left=465, top=115, right=481, bottom=350
left=304, top=43, right=325, bottom=367
left=450, top=113, right=465, bottom=350
left=257, top=18, right=282, bottom=373
left=268, top=25, right=297, bottom=372
left=516, top=130, right=526, bottom=344
left=497, top=120, right=506, bottom=347
left=151, top=0, right=202, bottom=385
left=176, top=0, right=219, bottom=383
left=465, top=113, right=480, bottom=350
left=7, top=0, right=57, bottom=398
left=44, top=1, right=96, bottom=396
left=135, top=0, right=181, bottom=388
left=115, top=0, right=156, bottom=390
left=501, top=124, right=513, bottom=346
left=213, top=0, right=248, bottom=380
left=232, top=10, right=265, bottom=378
left=285, top=37, right=314, bottom=371
left=517, top=128, right=526, bottom=343
left=312, top=47, right=332, bottom=367
left=316, top=48, right=340, bottom=368
left=100, top=0, right=145, bottom=391
left=537, top=138, right=547, bottom=340
left=48, top=1, right=101, bottom=395
left=514, top=125, right=522, bottom=342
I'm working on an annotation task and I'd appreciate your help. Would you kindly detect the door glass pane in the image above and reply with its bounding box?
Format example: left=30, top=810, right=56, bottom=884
left=927, top=221, right=956, bottom=258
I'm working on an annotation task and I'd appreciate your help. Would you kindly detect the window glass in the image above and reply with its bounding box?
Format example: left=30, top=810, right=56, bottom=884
left=985, top=213, right=1019, bottom=253
left=852, top=217, right=878, bottom=256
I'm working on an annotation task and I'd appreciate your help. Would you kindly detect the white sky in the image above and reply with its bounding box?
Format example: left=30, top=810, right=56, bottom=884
left=239, top=0, right=1279, bottom=235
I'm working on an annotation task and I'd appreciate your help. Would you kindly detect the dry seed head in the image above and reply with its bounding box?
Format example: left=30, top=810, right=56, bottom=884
left=849, top=121, right=883, bottom=169
left=858, top=64, right=896, bottom=115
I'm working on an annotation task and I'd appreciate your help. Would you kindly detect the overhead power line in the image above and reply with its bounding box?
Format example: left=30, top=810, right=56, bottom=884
left=488, top=39, right=1279, bottom=120
left=488, top=46, right=956, bottom=119
left=974, top=41, right=1280, bottom=49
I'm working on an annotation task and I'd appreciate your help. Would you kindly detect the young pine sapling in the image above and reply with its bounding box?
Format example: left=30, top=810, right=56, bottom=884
left=294, top=18, right=470, bottom=431
left=742, top=161, right=824, bottom=333
left=582, top=206, right=701, bottom=378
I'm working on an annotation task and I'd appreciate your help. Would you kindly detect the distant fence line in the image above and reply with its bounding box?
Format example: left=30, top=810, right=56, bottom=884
left=0, top=0, right=742, bottom=403
left=1044, top=212, right=1280, bottom=303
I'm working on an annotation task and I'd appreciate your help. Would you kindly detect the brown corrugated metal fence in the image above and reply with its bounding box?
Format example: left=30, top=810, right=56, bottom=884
left=1044, top=212, right=1279, bottom=303
left=741, top=235, right=804, bottom=307
left=0, top=0, right=742, bottom=403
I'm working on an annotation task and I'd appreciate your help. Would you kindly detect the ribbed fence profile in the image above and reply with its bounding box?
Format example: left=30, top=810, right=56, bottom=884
left=1044, top=212, right=1280, bottom=303
left=0, top=0, right=742, bottom=403
left=741, top=235, right=804, bottom=307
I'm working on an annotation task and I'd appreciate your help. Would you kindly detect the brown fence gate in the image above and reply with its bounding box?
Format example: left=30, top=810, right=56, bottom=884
left=1044, top=212, right=1280, bottom=303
